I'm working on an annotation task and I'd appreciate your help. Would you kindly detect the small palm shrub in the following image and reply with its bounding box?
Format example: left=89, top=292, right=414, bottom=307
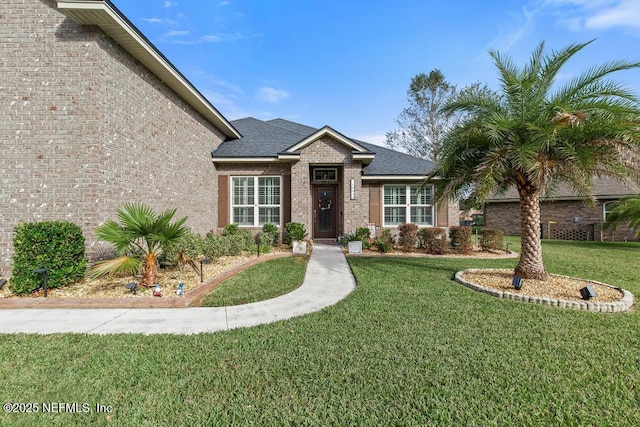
left=10, top=221, right=87, bottom=294
left=398, top=223, right=419, bottom=252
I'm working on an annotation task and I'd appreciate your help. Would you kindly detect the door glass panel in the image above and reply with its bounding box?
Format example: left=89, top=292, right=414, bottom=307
left=317, top=189, right=333, bottom=233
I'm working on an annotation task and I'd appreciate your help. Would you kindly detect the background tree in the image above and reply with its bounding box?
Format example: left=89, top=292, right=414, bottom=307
left=385, top=70, right=459, bottom=160
left=89, top=203, right=189, bottom=286
left=604, top=195, right=640, bottom=236
left=431, top=40, right=640, bottom=280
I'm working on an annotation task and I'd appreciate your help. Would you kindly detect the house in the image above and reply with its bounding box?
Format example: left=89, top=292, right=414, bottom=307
left=212, top=117, right=459, bottom=241
left=484, top=177, right=640, bottom=241
left=0, top=0, right=458, bottom=278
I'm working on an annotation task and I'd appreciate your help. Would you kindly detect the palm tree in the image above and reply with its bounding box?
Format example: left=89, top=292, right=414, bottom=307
left=89, top=203, right=189, bottom=286
left=604, top=195, right=640, bottom=237
left=433, top=40, right=640, bottom=280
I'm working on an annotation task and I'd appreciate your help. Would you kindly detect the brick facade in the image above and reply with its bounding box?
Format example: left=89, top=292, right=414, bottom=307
left=485, top=200, right=638, bottom=242
left=1, top=0, right=226, bottom=277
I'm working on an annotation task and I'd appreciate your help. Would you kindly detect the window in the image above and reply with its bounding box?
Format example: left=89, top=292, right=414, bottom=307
left=383, top=184, right=433, bottom=226
left=603, top=201, right=617, bottom=223
left=231, top=176, right=280, bottom=226
left=312, top=168, right=338, bottom=182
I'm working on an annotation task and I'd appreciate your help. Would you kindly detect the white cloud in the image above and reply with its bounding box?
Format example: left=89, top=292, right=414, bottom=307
left=542, top=0, right=640, bottom=32
left=256, top=87, right=290, bottom=104
left=164, top=1, right=176, bottom=7
left=165, top=30, right=189, bottom=37
left=219, top=1, right=230, bottom=5
left=143, top=17, right=163, bottom=24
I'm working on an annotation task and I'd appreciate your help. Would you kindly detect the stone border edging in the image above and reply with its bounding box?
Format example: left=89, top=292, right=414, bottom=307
left=455, top=268, right=635, bottom=313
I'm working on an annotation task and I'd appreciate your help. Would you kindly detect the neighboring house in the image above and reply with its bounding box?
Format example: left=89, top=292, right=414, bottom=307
left=0, top=0, right=458, bottom=278
left=484, top=177, right=640, bottom=241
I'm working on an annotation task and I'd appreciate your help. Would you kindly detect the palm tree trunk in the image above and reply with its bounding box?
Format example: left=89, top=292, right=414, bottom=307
left=141, top=252, right=158, bottom=287
left=515, top=190, right=548, bottom=280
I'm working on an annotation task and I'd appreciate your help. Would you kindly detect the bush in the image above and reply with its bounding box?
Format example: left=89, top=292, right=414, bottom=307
left=355, top=227, right=372, bottom=249
left=284, top=222, right=307, bottom=245
left=203, top=229, right=255, bottom=259
left=449, top=226, right=473, bottom=254
left=260, top=223, right=280, bottom=246
left=158, top=229, right=203, bottom=268
left=222, top=224, right=240, bottom=236
left=374, top=229, right=395, bottom=253
left=419, top=227, right=448, bottom=254
left=10, top=221, right=87, bottom=294
left=398, top=223, right=419, bottom=252
left=203, top=232, right=230, bottom=259
left=479, top=228, right=504, bottom=251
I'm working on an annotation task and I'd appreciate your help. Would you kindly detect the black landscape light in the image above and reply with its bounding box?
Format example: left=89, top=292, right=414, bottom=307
left=32, top=267, right=50, bottom=297
left=125, top=282, right=138, bottom=294
left=512, top=274, right=523, bottom=290
left=0, top=278, right=7, bottom=289
left=200, top=258, right=212, bottom=283
left=580, top=286, right=597, bottom=300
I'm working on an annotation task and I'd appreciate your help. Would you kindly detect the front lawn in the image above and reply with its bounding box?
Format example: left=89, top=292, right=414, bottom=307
left=0, top=238, right=638, bottom=426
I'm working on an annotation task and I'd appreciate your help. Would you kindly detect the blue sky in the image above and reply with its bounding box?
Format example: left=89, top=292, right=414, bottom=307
left=112, top=0, right=640, bottom=146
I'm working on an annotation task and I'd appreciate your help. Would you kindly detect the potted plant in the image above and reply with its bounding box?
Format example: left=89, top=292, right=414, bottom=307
left=285, top=222, right=308, bottom=254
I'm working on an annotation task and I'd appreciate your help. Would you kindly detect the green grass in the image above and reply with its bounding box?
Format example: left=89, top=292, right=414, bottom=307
left=199, top=256, right=308, bottom=306
left=1, top=239, right=639, bottom=426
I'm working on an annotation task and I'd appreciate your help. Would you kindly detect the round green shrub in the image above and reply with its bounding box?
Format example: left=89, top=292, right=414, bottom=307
left=10, top=221, right=87, bottom=294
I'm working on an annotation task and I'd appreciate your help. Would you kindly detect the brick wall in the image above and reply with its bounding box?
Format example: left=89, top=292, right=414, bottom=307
left=0, top=0, right=226, bottom=277
left=485, top=199, right=639, bottom=241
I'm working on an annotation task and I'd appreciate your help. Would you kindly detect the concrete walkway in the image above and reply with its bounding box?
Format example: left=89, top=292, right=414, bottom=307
left=0, top=245, right=356, bottom=335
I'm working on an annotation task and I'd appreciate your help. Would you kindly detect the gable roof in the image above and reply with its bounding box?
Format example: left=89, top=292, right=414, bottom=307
left=486, top=176, right=640, bottom=203
left=212, top=117, right=436, bottom=177
left=57, top=0, right=241, bottom=139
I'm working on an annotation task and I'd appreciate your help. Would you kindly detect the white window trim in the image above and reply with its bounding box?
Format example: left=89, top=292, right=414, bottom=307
left=230, top=176, right=281, bottom=227
left=382, top=184, right=434, bottom=227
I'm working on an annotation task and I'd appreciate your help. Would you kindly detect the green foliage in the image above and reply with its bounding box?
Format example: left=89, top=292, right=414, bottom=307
left=341, top=227, right=372, bottom=249
left=449, top=226, right=473, bottom=254
left=158, top=229, right=204, bottom=268
left=259, top=223, right=281, bottom=246
left=10, top=221, right=87, bottom=294
left=433, top=40, right=640, bottom=277
left=284, top=222, right=308, bottom=244
left=222, top=224, right=240, bottom=236
left=604, top=195, right=640, bottom=236
left=89, top=203, right=188, bottom=286
left=397, top=223, right=419, bottom=251
left=479, top=228, right=505, bottom=251
left=374, top=229, right=394, bottom=253
left=419, top=227, right=448, bottom=254
left=203, top=229, right=255, bottom=259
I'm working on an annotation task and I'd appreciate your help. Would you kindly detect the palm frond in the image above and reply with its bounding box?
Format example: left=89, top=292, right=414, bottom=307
left=87, top=256, right=142, bottom=279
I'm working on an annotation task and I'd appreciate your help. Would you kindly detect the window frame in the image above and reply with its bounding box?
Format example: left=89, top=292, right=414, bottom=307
left=230, top=176, right=281, bottom=227
left=382, top=184, right=434, bottom=227
left=603, top=200, right=617, bottom=223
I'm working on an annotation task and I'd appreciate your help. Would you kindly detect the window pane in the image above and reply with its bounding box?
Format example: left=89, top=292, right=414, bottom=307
left=384, top=207, right=406, bottom=225
left=384, top=185, right=406, bottom=205
left=233, top=207, right=254, bottom=225
left=232, top=177, right=254, bottom=206
left=411, top=207, right=433, bottom=225
left=411, top=185, right=432, bottom=205
left=259, top=207, right=280, bottom=225
left=258, top=177, right=280, bottom=205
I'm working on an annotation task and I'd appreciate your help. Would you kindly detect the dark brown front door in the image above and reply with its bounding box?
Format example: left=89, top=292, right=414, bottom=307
left=313, top=186, right=337, bottom=238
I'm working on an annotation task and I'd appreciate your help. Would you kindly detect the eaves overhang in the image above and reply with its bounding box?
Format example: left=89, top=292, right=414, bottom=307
left=57, top=0, right=242, bottom=139
left=362, top=175, right=429, bottom=181
left=212, top=157, right=280, bottom=164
